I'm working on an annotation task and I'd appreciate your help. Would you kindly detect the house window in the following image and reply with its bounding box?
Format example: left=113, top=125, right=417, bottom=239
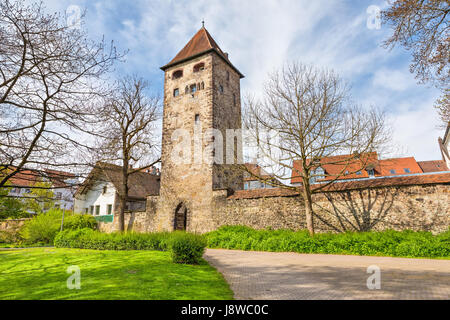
left=173, top=88, right=179, bottom=97
left=195, top=114, right=200, bottom=125
left=90, top=206, right=94, bottom=215
left=95, top=205, right=100, bottom=216
left=356, top=171, right=362, bottom=175
left=56, top=192, right=62, bottom=200
left=404, top=168, right=411, bottom=173
left=190, top=84, right=197, bottom=93
left=226, top=71, right=230, bottom=81
left=84, top=208, right=89, bottom=214
left=103, top=186, right=107, bottom=194
left=390, top=169, right=396, bottom=175
left=193, top=63, right=205, bottom=73
left=172, top=70, right=183, bottom=79
left=244, top=182, right=249, bottom=190
left=107, top=204, right=112, bottom=215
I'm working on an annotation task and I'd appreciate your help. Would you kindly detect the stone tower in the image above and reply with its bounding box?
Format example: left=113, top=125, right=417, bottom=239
left=152, top=26, right=244, bottom=233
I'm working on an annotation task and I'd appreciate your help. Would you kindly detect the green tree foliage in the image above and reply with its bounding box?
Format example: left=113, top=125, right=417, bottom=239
left=0, top=182, right=27, bottom=219
left=23, top=181, right=55, bottom=214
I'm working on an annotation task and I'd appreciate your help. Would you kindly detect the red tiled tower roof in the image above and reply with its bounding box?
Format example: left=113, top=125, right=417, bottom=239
left=161, top=27, right=244, bottom=78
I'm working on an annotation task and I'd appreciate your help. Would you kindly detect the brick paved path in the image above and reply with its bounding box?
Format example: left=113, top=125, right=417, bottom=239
left=204, top=249, right=450, bottom=300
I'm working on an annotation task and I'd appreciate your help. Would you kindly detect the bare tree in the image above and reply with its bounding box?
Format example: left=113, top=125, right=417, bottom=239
left=382, top=0, right=449, bottom=124
left=96, top=76, right=160, bottom=232
left=435, top=89, right=449, bottom=124
left=0, top=0, right=122, bottom=190
left=243, top=63, right=390, bottom=236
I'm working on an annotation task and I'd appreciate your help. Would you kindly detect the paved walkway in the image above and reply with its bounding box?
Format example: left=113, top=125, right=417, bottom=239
left=204, top=249, right=450, bottom=300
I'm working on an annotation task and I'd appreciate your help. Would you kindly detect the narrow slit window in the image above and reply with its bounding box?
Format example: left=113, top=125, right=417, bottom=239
left=195, top=114, right=200, bottom=125
left=190, top=84, right=197, bottom=93
left=172, top=70, right=183, bottom=79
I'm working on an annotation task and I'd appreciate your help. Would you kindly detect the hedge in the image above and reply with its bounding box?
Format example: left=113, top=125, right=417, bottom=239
left=54, top=229, right=207, bottom=264
left=205, top=226, right=450, bottom=259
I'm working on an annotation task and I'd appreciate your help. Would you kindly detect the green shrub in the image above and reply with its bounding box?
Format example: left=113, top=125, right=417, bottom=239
left=20, top=210, right=97, bottom=245
left=54, top=229, right=207, bottom=264
left=170, top=232, right=207, bottom=264
left=63, top=214, right=98, bottom=231
left=205, top=226, right=450, bottom=259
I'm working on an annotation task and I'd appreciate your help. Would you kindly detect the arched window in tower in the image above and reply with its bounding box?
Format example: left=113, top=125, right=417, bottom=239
left=173, top=88, right=179, bottom=97
left=190, top=84, right=197, bottom=93
left=193, top=62, right=205, bottom=73
left=172, top=70, right=183, bottom=79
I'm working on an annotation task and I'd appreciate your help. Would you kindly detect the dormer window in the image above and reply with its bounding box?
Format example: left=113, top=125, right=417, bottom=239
left=193, top=63, right=205, bottom=73
left=368, top=169, right=375, bottom=177
left=172, top=70, right=183, bottom=79
left=404, top=168, right=411, bottom=173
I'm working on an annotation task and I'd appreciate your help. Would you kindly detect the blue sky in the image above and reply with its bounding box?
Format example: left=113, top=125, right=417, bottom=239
left=40, top=0, right=444, bottom=161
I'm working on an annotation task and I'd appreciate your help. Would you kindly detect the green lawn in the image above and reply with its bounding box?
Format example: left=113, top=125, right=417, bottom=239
left=0, top=248, right=233, bottom=300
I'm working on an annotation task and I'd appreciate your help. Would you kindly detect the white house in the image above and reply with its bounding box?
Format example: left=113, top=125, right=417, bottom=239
left=73, top=162, right=160, bottom=216
left=439, top=124, right=450, bottom=169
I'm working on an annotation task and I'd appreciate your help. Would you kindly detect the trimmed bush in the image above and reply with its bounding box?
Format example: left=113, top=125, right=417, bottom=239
left=171, top=232, right=207, bottom=264
left=54, top=229, right=207, bottom=264
left=205, top=226, right=450, bottom=259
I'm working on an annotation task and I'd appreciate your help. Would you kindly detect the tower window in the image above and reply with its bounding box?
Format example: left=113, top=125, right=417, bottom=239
left=185, top=86, right=189, bottom=94
left=226, top=71, right=230, bottom=81
left=190, top=84, right=197, bottom=93
left=195, top=114, right=200, bottom=125
left=201, top=82, right=205, bottom=90
left=233, top=94, right=236, bottom=106
left=173, top=88, right=179, bottom=97
left=219, top=84, right=224, bottom=93
left=172, top=70, right=183, bottom=79
left=193, top=63, right=205, bottom=73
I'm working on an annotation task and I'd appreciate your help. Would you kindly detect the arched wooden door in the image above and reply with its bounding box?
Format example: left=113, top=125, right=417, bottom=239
left=174, top=203, right=187, bottom=231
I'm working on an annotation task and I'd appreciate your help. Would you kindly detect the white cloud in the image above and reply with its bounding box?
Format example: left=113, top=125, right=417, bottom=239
left=372, top=68, right=416, bottom=91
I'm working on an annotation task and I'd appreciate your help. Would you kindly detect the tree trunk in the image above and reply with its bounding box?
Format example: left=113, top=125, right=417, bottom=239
left=118, top=197, right=125, bottom=232
left=301, top=186, right=315, bottom=236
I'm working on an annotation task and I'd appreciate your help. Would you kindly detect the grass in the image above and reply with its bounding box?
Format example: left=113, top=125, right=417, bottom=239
left=0, top=248, right=233, bottom=300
